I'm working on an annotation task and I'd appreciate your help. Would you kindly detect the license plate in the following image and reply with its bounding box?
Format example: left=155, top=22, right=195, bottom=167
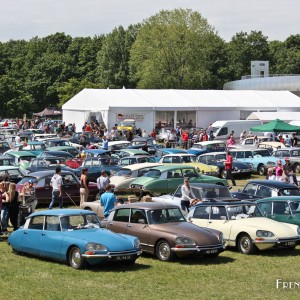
left=116, top=255, right=133, bottom=260
left=284, top=241, right=296, bottom=246
left=205, top=249, right=218, bottom=254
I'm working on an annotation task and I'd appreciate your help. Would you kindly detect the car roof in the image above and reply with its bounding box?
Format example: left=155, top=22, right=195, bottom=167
left=188, top=183, right=230, bottom=189
left=30, top=209, right=96, bottom=217
left=111, top=202, right=178, bottom=210
left=132, top=137, right=154, bottom=141
left=5, top=151, right=36, bottom=157
left=230, top=148, right=270, bottom=152
left=274, top=147, right=300, bottom=151
left=256, top=196, right=300, bottom=202
left=193, top=201, right=254, bottom=207
left=246, top=180, right=298, bottom=188
left=0, top=166, right=20, bottom=170
left=193, top=140, right=225, bottom=146
left=199, top=152, right=226, bottom=156
left=162, top=154, right=196, bottom=157
left=120, top=162, right=161, bottom=171
left=119, top=149, right=148, bottom=154
left=107, top=141, right=131, bottom=146
left=158, top=148, right=187, bottom=153
left=83, top=149, right=110, bottom=154
left=148, top=164, right=195, bottom=171
left=40, top=151, right=73, bottom=157
left=121, top=155, right=153, bottom=159
left=23, top=170, right=75, bottom=178
left=46, top=146, right=76, bottom=150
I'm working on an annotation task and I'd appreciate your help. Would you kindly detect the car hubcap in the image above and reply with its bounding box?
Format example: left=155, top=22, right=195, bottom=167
left=159, top=243, right=170, bottom=259
left=240, top=237, right=250, bottom=251
left=72, top=250, right=81, bottom=266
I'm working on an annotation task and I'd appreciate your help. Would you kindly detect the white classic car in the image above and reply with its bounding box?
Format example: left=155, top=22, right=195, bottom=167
left=187, top=201, right=300, bottom=254
left=110, top=162, right=162, bottom=191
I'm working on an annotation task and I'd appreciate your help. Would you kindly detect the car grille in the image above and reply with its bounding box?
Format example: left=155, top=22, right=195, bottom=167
left=196, top=243, right=223, bottom=250
left=130, top=184, right=143, bottom=189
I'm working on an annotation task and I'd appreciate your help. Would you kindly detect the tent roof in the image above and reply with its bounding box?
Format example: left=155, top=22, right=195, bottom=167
left=250, top=119, right=300, bottom=132
left=247, top=112, right=300, bottom=121
left=34, top=107, right=62, bottom=117
left=62, top=89, right=300, bottom=111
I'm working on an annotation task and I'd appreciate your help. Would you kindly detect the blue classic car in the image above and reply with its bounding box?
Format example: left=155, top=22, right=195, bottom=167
left=187, top=141, right=227, bottom=156
left=8, top=209, right=142, bottom=269
left=229, top=148, right=284, bottom=175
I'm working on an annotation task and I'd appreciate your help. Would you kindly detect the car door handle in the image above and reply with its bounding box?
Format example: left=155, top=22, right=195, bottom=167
left=208, top=221, right=212, bottom=224
left=24, top=231, right=28, bottom=234
left=127, top=224, right=132, bottom=227
left=42, top=233, right=45, bottom=236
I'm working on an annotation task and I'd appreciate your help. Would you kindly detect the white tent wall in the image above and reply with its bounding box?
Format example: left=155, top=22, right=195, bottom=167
left=62, top=89, right=300, bottom=133
left=63, top=110, right=89, bottom=131
left=196, top=109, right=240, bottom=129
left=108, top=110, right=155, bottom=133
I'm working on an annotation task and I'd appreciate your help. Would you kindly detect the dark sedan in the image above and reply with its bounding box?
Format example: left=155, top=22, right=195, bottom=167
left=198, top=152, right=253, bottom=179
left=231, top=180, right=300, bottom=200
left=16, top=170, right=99, bottom=205
left=69, top=132, right=100, bottom=145
left=75, top=157, right=120, bottom=182
left=0, top=166, right=24, bottom=183
left=127, top=137, right=158, bottom=155
left=25, top=157, right=75, bottom=173
left=102, top=202, right=225, bottom=261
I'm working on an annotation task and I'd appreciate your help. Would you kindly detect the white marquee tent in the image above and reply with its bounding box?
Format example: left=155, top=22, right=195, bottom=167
left=62, top=89, right=300, bottom=133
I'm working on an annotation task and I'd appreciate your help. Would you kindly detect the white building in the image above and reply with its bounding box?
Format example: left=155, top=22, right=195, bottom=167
left=62, top=89, right=300, bottom=133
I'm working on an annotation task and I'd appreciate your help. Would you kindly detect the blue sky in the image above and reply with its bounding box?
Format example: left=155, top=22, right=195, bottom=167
left=1, top=0, right=299, bottom=42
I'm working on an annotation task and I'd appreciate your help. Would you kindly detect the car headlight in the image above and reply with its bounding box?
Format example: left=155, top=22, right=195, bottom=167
left=134, top=238, right=141, bottom=249
left=85, top=243, right=107, bottom=251
left=175, top=236, right=196, bottom=246
left=256, top=230, right=274, bottom=237
left=215, top=167, right=219, bottom=173
left=297, top=227, right=300, bottom=236
left=219, top=233, right=225, bottom=245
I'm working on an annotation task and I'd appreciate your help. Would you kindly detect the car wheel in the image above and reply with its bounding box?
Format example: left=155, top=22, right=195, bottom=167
left=68, top=246, right=86, bottom=269
left=156, top=240, right=175, bottom=261
left=237, top=234, right=256, bottom=255
left=220, top=169, right=227, bottom=179
left=294, top=163, right=300, bottom=173
left=258, top=164, right=266, bottom=176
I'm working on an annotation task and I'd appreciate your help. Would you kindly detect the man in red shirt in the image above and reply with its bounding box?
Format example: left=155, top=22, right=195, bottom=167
left=224, top=149, right=236, bottom=186
left=181, top=130, right=189, bottom=150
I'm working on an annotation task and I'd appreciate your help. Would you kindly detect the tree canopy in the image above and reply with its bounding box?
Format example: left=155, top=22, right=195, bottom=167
left=0, top=9, right=299, bottom=117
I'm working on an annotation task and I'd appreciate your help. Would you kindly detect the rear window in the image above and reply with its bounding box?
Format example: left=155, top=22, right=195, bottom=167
left=144, top=169, right=161, bottom=178
left=279, top=189, right=300, bottom=196
left=116, top=169, right=132, bottom=176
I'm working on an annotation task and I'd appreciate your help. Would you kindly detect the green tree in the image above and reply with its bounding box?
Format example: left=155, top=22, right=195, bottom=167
left=57, top=78, right=100, bottom=107
left=226, top=31, right=270, bottom=80
left=129, top=9, right=226, bottom=89
left=96, top=25, right=139, bottom=88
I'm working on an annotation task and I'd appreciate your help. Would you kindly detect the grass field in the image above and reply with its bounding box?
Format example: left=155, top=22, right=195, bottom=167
left=1, top=238, right=300, bottom=300
left=1, top=174, right=299, bottom=299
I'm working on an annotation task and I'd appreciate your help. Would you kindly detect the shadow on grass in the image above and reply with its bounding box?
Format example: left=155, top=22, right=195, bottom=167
left=255, top=247, right=300, bottom=257
left=140, top=252, right=235, bottom=265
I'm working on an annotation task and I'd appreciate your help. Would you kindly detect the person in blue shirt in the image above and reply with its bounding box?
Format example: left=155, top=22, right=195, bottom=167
left=100, top=184, right=117, bottom=218
left=101, top=135, right=109, bottom=150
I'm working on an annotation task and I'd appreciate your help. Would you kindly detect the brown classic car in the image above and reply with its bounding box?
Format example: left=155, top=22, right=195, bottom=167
left=101, top=202, right=225, bottom=261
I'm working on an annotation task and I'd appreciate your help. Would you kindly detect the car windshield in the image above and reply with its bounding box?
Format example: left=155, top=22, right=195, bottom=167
left=116, top=169, right=132, bottom=176
left=215, top=154, right=226, bottom=161
left=20, top=156, right=34, bottom=162
left=18, top=177, right=37, bottom=185
left=148, top=208, right=186, bottom=224
left=227, top=204, right=263, bottom=220
left=289, top=201, right=300, bottom=215
left=143, top=169, right=161, bottom=178
left=251, top=150, right=271, bottom=157
left=279, top=189, right=300, bottom=196
left=60, top=214, right=101, bottom=230
left=191, top=144, right=202, bottom=149
left=201, top=187, right=232, bottom=199
left=181, top=156, right=196, bottom=163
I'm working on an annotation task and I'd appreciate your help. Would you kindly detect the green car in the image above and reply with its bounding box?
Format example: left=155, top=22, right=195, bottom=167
left=130, top=164, right=228, bottom=195
left=4, top=151, right=36, bottom=168
left=256, top=196, right=300, bottom=226
left=14, top=141, right=48, bottom=156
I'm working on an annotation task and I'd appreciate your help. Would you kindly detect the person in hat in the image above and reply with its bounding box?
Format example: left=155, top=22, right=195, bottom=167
left=275, top=160, right=284, bottom=181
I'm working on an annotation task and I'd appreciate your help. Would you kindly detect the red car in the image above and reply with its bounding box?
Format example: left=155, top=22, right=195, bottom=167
left=16, top=170, right=98, bottom=205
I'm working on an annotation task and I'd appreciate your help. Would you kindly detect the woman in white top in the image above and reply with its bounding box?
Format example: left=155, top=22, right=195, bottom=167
left=181, top=178, right=200, bottom=212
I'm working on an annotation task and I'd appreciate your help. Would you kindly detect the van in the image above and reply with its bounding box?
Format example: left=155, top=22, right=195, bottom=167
left=211, top=120, right=262, bottom=141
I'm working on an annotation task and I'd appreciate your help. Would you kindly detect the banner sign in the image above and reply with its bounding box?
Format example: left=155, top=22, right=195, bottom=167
left=116, top=113, right=144, bottom=122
